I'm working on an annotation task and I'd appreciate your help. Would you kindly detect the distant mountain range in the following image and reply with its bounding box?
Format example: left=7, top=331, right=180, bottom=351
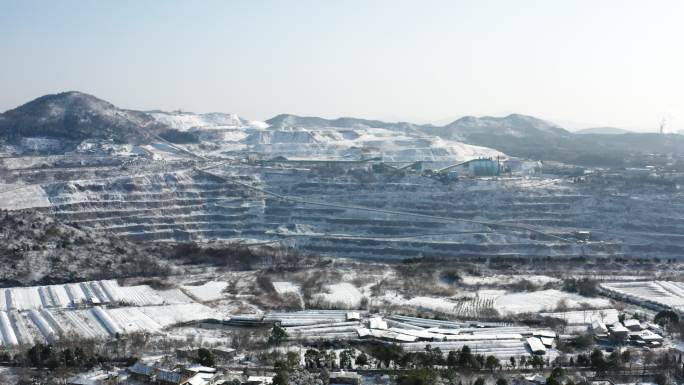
left=575, top=127, right=632, bottom=135
left=1, top=91, right=683, bottom=167
left=155, top=111, right=504, bottom=162
left=266, top=113, right=684, bottom=167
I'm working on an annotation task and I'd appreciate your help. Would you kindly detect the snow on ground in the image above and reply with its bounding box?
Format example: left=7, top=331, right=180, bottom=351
left=540, top=308, right=619, bottom=326
left=149, top=110, right=504, bottom=162
left=371, top=288, right=609, bottom=317
left=0, top=184, right=50, bottom=210
left=0, top=278, right=223, bottom=344
left=461, top=274, right=560, bottom=286
left=19, top=303, right=221, bottom=343
left=403, top=296, right=462, bottom=314
left=241, top=126, right=503, bottom=162
left=471, top=289, right=507, bottom=300
left=139, top=303, right=221, bottom=326
left=374, top=291, right=495, bottom=318
left=0, top=280, right=195, bottom=311
left=118, top=285, right=194, bottom=306
left=493, top=289, right=611, bottom=315
left=272, top=282, right=301, bottom=296
left=182, top=281, right=228, bottom=302
left=313, top=283, right=363, bottom=308
left=601, top=281, right=684, bottom=313
left=1, top=156, right=63, bottom=169
left=149, top=111, right=267, bottom=131
left=140, top=143, right=187, bottom=161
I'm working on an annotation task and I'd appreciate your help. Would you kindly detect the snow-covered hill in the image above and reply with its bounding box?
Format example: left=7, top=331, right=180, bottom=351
left=149, top=111, right=504, bottom=162
left=575, top=127, right=632, bottom=135
left=0, top=91, right=166, bottom=145
left=430, top=114, right=571, bottom=140
left=148, top=110, right=268, bottom=131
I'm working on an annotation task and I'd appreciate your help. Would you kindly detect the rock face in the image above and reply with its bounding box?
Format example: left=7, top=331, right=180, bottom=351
left=0, top=91, right=167, bottom=147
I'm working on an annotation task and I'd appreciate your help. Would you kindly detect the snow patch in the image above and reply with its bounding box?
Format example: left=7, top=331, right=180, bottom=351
left=493, top=289, right=610, bottom=315
left=0, top=184, right=51, bottom=210
left=313, top=283, right=363, bottom=308
left=182, top=281, right=228, bottom=302
left=272, top=282, right=301, bottom=296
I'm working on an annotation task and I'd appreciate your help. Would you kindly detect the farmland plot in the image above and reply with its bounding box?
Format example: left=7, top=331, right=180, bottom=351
left=601, top=281, right=684, bottom=312
left=0, top=280, right=190, bottom=312
left=273, top=282, right=301, bottom=296
left=108, top=307, right=163, bottom=333
left=0, top=311, right=19, bottom=346
left=59, top=310, right=109, bottom=340
left=9, top=311, right=33, bottom=345
left=181, top=281, right=228, bottom=302
left=401, top=339, right=529, bottom=358
left=263, top=310, right=352, bottom=326
left=374, top=292, right=496, bottom=318
left=138, top=303, right=220, bottom=327
left=540, top=308, right=619, bottom=326
left=284, top=321, right=361, bottom=341
left=493, top=289, right=610, bottom=315
left=118, top=285, right=166, bottom=306
left=461, top=274, right=560, bottom=286
left=311, top=283, right=364, bottom=309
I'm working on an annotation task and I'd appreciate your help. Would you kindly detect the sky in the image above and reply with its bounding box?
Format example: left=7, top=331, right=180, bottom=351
left=1, top=0, right=683, bottom=132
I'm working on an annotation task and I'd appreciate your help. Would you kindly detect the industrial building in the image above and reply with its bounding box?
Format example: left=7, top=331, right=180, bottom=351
left=438, top=157, right=502, bottom=178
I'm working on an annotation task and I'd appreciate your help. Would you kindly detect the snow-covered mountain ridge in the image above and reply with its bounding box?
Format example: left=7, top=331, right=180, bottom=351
left=150, top=111, right=505, bottom=162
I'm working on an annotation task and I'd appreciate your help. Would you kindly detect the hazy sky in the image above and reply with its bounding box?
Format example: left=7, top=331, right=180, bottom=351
left=1, top=0, right=683, bottom=132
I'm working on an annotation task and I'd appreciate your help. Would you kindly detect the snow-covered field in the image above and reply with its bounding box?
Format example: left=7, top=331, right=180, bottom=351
left=0, top=184, right=50, bottom=210
left=370, top=288, right=608, bottom=317
left=312, top=283, right=363, bottom=308
left=540, top=308, right=619, bottom=326
left=493, top=289, right=610, bottom=315
left=149, top=110, right=503, bottom=162
left=0, top=278, right=220, bottom=346
left=0, top=280, right=193, bottom=311
left=461, top=274, right=560, bottom=286
left=182, top=281, right=228, bottom=302
left=601, top=281, right=684, bottom=312
left=272, top=282, right=301, bottom=296
left=13, top=303, right=221, bottom=345
left=149, top=111, right=267, bottom=131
